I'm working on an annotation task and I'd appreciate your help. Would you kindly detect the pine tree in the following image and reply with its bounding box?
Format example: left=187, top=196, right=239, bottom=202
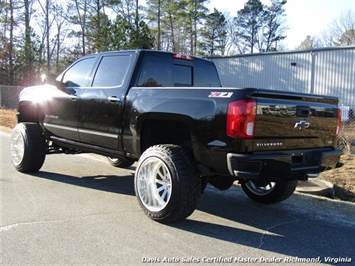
left=146, top=0, right=163, bottom=50
left=234, top=0, right=264, bottom=54
left=0, top=0, right=23, bottom=84
left=335, top=29, right=355, bottom=46
left=129, top=20, right=155, bottom=49
left=199, top=8, right=227, bottom=56
left=185, top=0, right=208, bottom=54
left=69, top=0, right=89, bottom=55
left=233, top=0, right=287, bottom=53
left=110, top=1, right=154, bottom=50
left=260, top=0, right=287, bottom=52
left=147, top=0, right=187, bottom=52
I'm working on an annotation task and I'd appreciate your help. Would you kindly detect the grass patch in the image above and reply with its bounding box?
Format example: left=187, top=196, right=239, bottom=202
left=0, top=108, right=17, bottom=129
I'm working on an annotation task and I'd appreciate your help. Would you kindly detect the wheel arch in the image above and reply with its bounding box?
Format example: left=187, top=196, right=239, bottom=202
left=17, top=101, right=44, bottom=124
left=139, top=114, right=194, bottom=156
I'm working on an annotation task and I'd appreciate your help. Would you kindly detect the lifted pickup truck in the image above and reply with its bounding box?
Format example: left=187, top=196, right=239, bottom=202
left=10, top=50, right=342, bottom=223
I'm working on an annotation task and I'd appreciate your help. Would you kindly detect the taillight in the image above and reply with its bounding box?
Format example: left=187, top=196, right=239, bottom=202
left=335, top=108, right=341, bottom=137
left=227, top=99, right=256, bottom=139
left=173, top=53, right=193, bottom=60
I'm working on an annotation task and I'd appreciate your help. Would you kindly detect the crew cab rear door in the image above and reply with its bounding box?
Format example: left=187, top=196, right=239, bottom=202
left=78, top=52, right=135, bottom=149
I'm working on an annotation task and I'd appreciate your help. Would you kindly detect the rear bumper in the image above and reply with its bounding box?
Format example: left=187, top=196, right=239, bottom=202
left=227, top=148, right=342, bottom=181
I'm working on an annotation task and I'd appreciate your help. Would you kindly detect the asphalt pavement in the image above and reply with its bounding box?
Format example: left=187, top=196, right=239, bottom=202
left=1, top=129, right=355, bottom=265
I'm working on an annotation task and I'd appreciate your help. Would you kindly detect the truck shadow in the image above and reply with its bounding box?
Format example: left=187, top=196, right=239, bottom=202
left=28, top=170, right=354, bottom=261
left=173, top=185, right=355, bottom=261
left=30, top=171, right=136, bottom=196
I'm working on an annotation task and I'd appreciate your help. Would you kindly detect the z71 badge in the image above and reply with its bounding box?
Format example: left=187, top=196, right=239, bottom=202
left=208, top=92, right=233, bottom=98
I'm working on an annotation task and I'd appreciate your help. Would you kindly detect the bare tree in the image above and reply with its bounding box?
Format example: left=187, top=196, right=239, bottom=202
left=226, top=15, right=248, bottom=54
left=70, top=0, right=89, bottom=55
left=52, top=2, right=70, bottom=73
left=9, top=0, right=15, bottom=83
left=37, top=0, right=52, bottom=72
left=1, top=0, right=22, bottom=84
left=295, top=35, right=322, bottom=50
left=320, top=10, right=355, bottom=47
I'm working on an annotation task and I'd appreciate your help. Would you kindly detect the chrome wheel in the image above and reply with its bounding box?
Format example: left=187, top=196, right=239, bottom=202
left=108, top=157, right=119, bottom=164
left=107, top=157, right=134, bottom=168
left=135, top=145, right=201, bottom=223
left=136, top=157, right=172, bottom=212
left=10, top=123, right=46, bottom=173
left=10, top=130, right=25, bottom=166
left=242, top=179, right=297, bottom=204
left=244, top=181, right=276, bottom=196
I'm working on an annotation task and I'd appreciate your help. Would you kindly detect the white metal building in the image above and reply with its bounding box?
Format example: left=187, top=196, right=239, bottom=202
left=209, top=46, right=355, bottom=110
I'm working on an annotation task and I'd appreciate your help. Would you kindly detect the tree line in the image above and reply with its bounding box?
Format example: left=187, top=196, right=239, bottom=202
left=0, top=0, right=354, bottom=86
left=296, top=10, right=355, bottom=50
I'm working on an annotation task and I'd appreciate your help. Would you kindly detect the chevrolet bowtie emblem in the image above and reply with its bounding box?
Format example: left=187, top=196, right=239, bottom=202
left=294, top=120, right=310, bottom=130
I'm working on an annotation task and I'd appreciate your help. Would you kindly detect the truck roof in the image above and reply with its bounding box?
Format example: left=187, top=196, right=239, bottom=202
left=81, top=49, right=214, bottom=63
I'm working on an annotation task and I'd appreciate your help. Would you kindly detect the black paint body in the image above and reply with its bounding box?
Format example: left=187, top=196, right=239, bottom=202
left=18, top=50, right=342, bottom=183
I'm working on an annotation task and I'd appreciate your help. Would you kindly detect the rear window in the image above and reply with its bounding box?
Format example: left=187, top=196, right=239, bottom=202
left=194, top=62, right=221, bottom=87
left=174, top=65, right=192, bottom=86
left=138, top=55, right=220, bottom=87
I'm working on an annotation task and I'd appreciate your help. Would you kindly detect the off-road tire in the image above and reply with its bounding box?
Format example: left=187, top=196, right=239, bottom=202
left=241, top=180, right=298, bottom=204
left=107, top=157, right=135, bottom=168
left=10, top=123, right=46, bottom=173
left=134, top=144, right=201, bottom=223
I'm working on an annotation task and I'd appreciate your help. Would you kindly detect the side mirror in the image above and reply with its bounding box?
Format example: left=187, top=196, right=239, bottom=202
left=41, top=73, right=65, bottom=88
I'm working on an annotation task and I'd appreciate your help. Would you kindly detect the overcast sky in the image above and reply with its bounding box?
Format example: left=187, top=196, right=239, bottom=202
left=207, top=0, right=355, bottom=50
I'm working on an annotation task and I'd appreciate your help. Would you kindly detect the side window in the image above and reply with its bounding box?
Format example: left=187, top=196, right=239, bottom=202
left=138, top=56, right=173, bottom=87
left=62, top=57, right=96, bottom=87
left=92, top=55, right=131, bottom=87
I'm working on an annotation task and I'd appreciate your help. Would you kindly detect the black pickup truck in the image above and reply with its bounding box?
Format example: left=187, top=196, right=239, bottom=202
left=10, top=50, right=342, bottom=223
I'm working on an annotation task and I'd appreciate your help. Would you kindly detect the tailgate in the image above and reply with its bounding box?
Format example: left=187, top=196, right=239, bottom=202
left=253, top=90, right=339, bottom=151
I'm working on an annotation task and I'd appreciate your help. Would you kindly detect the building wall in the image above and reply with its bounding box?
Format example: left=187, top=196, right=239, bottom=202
left=312, top=48, right=355, bottom=108
left=210, top=46, right=355, bottom=108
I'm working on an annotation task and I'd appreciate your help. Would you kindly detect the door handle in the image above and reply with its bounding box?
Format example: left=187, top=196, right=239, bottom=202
left=69, top=95, right=78, bottom=101
left=108, top=96, right=121, bottom=103
left=296, top=106, right=311, bottom=117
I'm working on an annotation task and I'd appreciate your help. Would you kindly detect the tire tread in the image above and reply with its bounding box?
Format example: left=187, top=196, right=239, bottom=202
left=241, top=180, right=297, bottom=204
left=135, top=144, right=201, bottom=223
left=11, top=123, right=46, bottom=173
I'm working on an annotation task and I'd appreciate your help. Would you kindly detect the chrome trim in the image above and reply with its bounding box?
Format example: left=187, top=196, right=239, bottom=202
left=78, top=129, right=118, bottom=139
left=44, top=123, right=120, bottom=138
left=44, top=123, right=77, bottom=132
left=227, top=153, right=235, bottom=176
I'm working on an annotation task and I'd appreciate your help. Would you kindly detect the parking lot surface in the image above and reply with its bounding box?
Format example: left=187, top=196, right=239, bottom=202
left=1, top=130, right=354, bottom=265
